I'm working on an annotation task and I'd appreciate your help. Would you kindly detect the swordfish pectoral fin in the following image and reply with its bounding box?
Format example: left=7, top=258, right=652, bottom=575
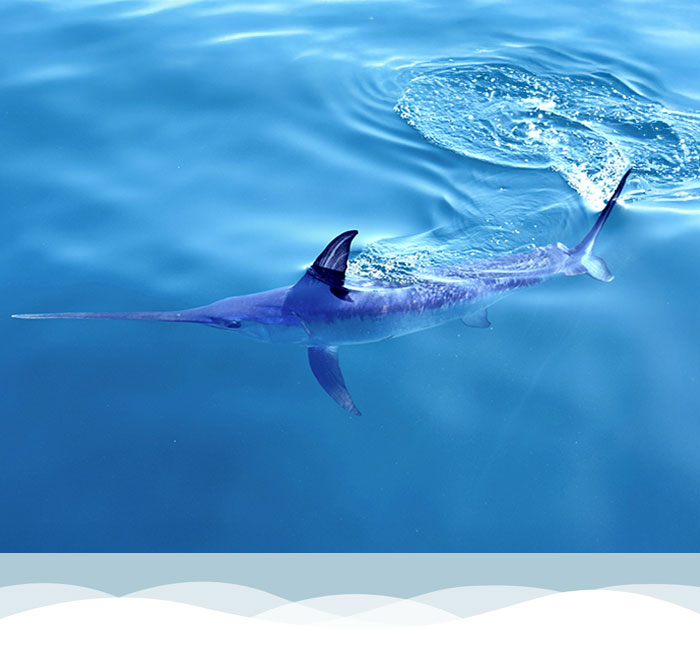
left=307, top=346, right=361, bottom=416
left=461, top=309, right=491, bottom=328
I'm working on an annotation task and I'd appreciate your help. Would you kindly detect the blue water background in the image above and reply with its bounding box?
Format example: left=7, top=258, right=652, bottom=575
left=2, top=0, right=700, bottom=551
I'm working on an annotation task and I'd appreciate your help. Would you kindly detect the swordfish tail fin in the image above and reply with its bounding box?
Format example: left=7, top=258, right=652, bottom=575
left=11, top=310, right=207, bottom=323
left=566, top=169, right=631, bottom=282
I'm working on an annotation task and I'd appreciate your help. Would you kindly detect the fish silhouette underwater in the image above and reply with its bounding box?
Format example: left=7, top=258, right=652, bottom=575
left=13, top=170, right=631, bottom=415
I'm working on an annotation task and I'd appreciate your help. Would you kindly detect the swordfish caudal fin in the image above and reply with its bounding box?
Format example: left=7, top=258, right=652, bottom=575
left=308, top=346, right=361, bottom=416
left=298, top=230, right=358, bottom=301
left=566, top=169, right=631, bottom=282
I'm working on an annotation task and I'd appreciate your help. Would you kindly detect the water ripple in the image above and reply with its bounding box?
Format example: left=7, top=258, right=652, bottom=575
left=395, top=62, right=700, bottom=209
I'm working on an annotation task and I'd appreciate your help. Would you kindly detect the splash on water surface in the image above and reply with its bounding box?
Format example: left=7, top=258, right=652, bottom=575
left=346, top=228, right=545, bottom=286
left=395, top=63, right=700, bottom=209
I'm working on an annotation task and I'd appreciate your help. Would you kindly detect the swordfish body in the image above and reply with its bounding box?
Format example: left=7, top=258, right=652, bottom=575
left=13, top=171, right=631, bottom=415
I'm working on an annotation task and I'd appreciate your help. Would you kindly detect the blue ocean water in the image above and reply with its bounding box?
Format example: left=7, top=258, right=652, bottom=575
left=2, top=0, right=700, bottom=551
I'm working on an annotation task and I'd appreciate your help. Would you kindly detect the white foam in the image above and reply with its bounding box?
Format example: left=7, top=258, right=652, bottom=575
left=396, top=63, right=700, bottom=209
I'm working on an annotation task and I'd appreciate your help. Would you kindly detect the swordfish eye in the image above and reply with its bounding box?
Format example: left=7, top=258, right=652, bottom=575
left=210, top=317, right=241, bottom=329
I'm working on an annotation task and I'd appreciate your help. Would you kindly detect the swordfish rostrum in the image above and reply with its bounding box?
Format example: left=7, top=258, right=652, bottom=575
left=13, top=171, right=631, bottom=415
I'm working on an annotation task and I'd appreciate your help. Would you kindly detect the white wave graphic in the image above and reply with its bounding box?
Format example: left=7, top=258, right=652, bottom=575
left=1, top=591, right=699, bottom=646
left=2, top=582, right=700, bottom=625
left=0, top=584, right=111, bottom=620
left=125, top=583, right=553, bottom=624
left=125, top=582, right=288, bottom=617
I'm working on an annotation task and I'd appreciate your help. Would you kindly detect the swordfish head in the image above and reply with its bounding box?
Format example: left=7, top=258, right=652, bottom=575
left=183, top=287, right=310, bottom=343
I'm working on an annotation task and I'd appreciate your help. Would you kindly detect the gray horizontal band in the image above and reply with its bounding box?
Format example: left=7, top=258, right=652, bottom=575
left=1, top=554, right=699, bottom=599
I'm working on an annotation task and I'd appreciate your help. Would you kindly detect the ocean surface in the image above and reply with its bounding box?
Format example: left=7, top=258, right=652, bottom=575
left=2, top=0, right=700, bottom=551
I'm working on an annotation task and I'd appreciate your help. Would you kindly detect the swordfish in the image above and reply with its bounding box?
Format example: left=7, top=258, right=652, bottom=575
left=13, top=171, right=631, bottom=415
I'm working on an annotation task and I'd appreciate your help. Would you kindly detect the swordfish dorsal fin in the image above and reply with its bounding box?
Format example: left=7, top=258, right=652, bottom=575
left=299, top=230, right=358, bottom=301
left=308, top=346, right=361, bottom=416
